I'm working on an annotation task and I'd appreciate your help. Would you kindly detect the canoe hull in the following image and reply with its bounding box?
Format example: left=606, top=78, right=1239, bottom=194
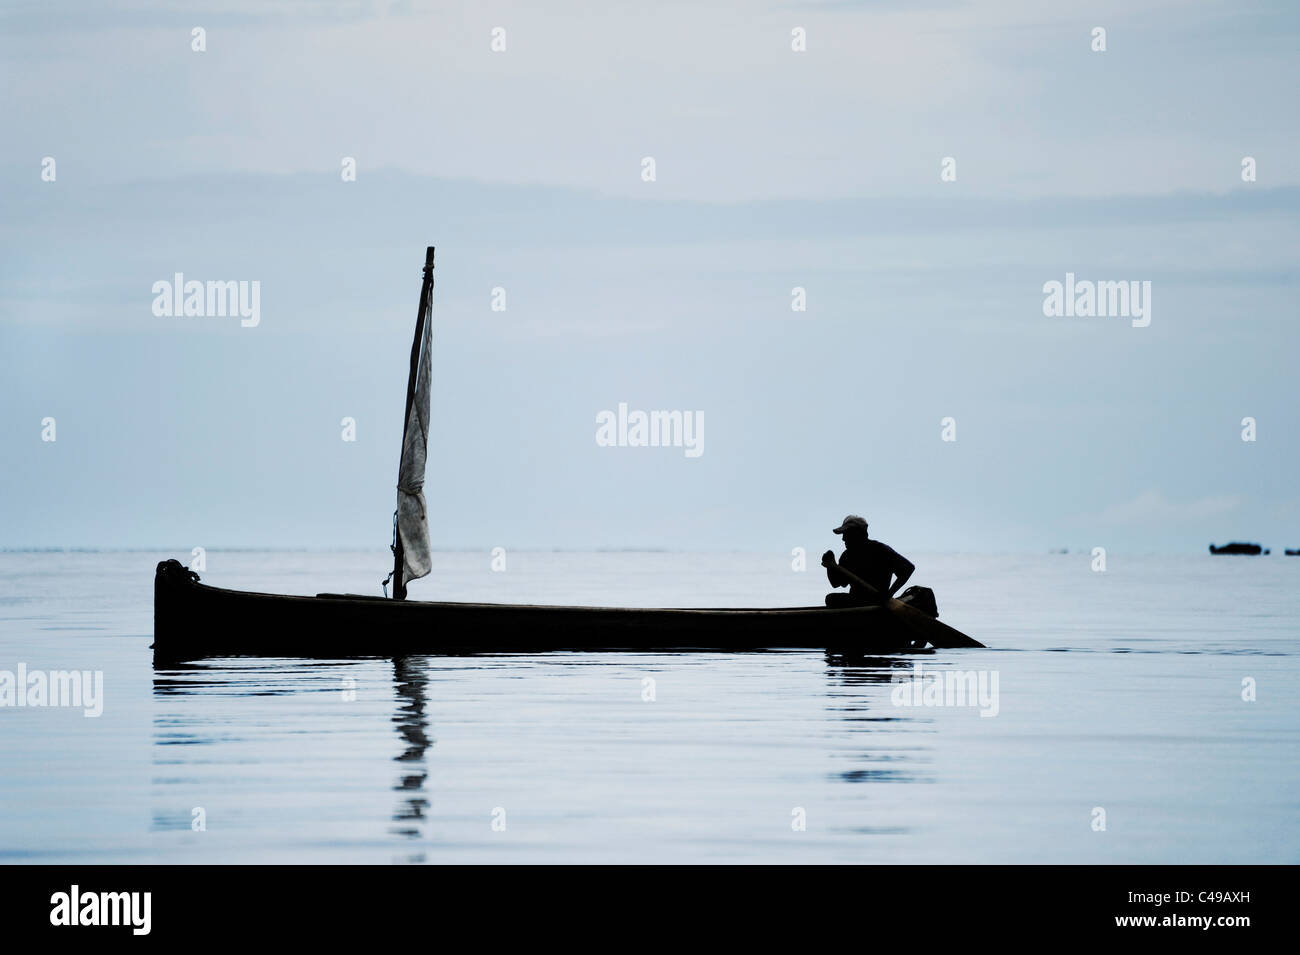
left=153, top=560, right=929, bottom=662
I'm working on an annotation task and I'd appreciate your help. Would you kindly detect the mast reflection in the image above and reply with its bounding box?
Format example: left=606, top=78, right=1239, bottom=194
left=390, top=655, right=433, bottom=862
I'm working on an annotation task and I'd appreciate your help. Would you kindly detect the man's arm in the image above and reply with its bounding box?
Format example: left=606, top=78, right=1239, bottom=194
left=821, top=549, right=848, bottom=588
left=887, top=552, right=915, bottom=597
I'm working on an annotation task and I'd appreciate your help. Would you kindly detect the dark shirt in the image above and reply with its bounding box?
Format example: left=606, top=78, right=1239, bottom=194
left=830, top=540, right=912, bottom=597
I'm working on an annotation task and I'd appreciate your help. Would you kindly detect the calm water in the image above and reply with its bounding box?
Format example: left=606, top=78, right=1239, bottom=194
left=0, top=550, right=1296, bottom=864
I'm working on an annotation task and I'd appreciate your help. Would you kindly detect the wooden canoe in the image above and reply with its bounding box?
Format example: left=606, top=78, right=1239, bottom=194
left=152, top=559, right=980, bottom=662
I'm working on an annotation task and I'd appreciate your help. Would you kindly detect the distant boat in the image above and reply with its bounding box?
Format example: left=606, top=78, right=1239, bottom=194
left=1209, top=542, right=1269, bottom=555
left=153, top=248, right=983, bottom=661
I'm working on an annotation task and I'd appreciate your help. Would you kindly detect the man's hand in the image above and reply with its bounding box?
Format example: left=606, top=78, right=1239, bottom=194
left=820, top=550, right=836, bottom=569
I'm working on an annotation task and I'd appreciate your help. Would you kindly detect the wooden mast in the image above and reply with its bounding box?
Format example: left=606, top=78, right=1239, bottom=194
left=392, top=245, right=435, bottom=600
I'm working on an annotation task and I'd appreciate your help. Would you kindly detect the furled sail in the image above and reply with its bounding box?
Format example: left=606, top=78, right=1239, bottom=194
left=391, top=247, right=435, bottom=598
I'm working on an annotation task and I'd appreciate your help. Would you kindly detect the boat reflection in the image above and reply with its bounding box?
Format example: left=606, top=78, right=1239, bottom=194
left=823, top=653, right=932, bottom=790
left=149, top=650, right=932, bottom=855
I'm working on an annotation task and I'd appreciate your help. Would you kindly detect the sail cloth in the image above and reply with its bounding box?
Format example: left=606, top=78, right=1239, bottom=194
left=395, top=291, right=433, bottom=589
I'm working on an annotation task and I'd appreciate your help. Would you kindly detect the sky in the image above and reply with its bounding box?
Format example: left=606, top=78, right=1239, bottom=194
left=1, top=0, right=1298, bottom=555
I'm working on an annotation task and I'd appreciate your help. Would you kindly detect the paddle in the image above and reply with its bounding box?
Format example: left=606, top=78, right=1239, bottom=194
left=827, top=560, right=985, bottom=649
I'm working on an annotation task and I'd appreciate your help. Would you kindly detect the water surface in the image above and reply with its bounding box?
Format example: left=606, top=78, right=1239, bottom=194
left=1, top=551, right=1296, bottom=863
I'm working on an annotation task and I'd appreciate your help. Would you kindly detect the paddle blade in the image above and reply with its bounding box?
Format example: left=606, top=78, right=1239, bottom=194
left=889, top=599, right=985, bottom=649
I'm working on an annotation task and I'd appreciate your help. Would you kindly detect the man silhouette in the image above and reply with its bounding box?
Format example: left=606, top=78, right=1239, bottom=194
left=821, top=515, right=915, bottom=608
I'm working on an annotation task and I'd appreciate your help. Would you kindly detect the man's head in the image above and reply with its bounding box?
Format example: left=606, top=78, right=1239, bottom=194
left=833, top=514, right=869, bottom=546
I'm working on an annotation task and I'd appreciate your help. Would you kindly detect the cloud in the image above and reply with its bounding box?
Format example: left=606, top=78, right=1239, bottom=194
left=1077, top=489, right=1242, bottom=526
left=3, top=1, right=1297, bottom=200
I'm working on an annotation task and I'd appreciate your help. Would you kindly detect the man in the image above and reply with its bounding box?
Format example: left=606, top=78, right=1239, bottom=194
left=821, top=515, right=914, bottom=608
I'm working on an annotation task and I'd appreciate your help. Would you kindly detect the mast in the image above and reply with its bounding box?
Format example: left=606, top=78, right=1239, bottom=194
left=391, top=246, right=435, bottom=600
